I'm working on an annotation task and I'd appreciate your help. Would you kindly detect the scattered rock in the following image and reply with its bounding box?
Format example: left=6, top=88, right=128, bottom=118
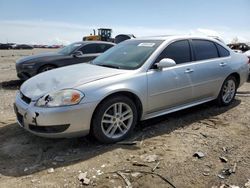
left=97, top=170, right=103, bottom=176
left=140, top=154, right=158, bottom=163
left=193, top=151, right=205, bottom=159
left=245, top=179, right=250, bottom=188
left=78, top=172, right=90, bottom=185
left=219, top=156, right=228, bottom=163
left=101, top=164, right=106, bottom=168
left=218, top=168, right=232, bottom=179
left=203, top=172, right=210, bottom=176
left=202, top=168, right=210, bottom=176
left=131, top=172, right=141, bottom=178
left=217, top=174, right=225, bottom=179
left=192, top=126, right=200, bottom=130
left=232, top=163, right=237, bottom=173
left=204, top=162, right=212, bottom=168
left=109, top=179, right=115, bottom=183
left=132, top=161, right=149, bottom=167
left=31, top=179, right=39, bottom=183
left=47, top=168, right=55, bottom=173
left=218, top=184, right=240, bottom=188
left=152, top=161, right=160, bottom=172
left=200, top=132, right=208, bottom=138
left=222, top=147, right=228, bottom=152
left=54, top=156, right=65, bottom=162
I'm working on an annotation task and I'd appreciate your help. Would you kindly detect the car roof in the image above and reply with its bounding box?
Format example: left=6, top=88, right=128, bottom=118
left=132, top=35, right=223, bottom=43
left=73, top=41, right=115, bottom=45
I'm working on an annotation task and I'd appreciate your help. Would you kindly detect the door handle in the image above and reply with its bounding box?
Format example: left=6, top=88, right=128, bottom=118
left=185, top=68, right=194, bottom=73
left=220, top=62, right=227, bottom=67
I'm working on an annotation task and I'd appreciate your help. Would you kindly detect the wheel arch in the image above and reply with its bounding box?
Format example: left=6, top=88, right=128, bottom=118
left=91, top=91, right=143, bottom=126
left=37, top=63, right=58, bottom=74
left=228, top=72, right=240, bottom=88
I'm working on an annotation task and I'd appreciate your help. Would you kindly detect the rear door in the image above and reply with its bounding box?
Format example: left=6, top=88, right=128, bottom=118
left=147, top=40, right=194, bottom=113
left=189, top=39, right=231, bottom=100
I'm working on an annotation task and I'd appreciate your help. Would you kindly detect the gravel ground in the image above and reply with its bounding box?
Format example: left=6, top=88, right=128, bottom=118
left=0, top=49, right=250, bottom=188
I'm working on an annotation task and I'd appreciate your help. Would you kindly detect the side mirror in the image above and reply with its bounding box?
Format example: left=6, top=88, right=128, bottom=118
left=155, top=58, right=176, bottom=69
left=72, top=51, right=83, bottom=57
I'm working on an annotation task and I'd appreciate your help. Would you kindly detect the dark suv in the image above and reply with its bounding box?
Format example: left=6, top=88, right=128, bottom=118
left=16, top=41, right=115, bottom=80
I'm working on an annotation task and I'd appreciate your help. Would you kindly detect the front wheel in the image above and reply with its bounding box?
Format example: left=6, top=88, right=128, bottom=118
left=217, top=76, right=237, bottom=106
left=91, top=96, right=137, bottom=143
left=38, top=65, right=56, bottom=73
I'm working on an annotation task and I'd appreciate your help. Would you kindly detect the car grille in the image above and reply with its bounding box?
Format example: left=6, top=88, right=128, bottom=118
left=29, top=124, right=70, bottom=133
left=20, top=92, right=31, bottom=104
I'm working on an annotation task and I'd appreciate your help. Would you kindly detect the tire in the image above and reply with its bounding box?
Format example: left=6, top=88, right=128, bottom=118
left=91, top=95, right=138, bottom=143
left=38, top=65, right=56, bottom=73
left=216, top=76, right=237, bottom=106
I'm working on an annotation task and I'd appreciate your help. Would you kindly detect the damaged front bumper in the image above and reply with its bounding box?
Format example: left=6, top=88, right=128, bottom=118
left=14, top=91, right=97, bottom=138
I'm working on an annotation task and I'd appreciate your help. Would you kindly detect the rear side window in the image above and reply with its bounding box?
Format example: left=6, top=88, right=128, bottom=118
left=156, top=40, right=191, bottom=64
left=96, top=44, right=113, bottom=53
left=192, top=40, right=219, bottom=61
left=216, top=43, right=230, bottom=57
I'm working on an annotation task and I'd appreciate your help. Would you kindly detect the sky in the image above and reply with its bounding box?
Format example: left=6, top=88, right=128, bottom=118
left=0, top=0, right=249, bottom=45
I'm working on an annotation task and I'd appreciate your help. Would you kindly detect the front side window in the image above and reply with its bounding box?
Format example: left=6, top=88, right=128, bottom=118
left=92, top=40, right=163, bottom=70
left=156, top=40, right=191, bottom=64
left=96, top=44, right=113, bottom=53
left=58, top=43, right=82, bottom=55
left=80, top=44, right=97, bottom=54
left=192, top=40, right=219, bottom=61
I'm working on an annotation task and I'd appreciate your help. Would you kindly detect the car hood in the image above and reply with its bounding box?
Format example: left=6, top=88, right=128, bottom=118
left=16, top=52, right=63, bottom=63
left=20, top=63, right=128, bottom=100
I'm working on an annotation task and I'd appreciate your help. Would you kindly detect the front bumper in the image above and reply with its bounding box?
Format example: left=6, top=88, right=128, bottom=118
left=16, top=63, right=37, bottom=80
left=14, top=92, right=98, bottom=138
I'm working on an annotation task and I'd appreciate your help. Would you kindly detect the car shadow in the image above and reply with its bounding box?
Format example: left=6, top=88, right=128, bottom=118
left=0, top=80, right=23, bottom=90
left=0, top=99, right=241, bottom=177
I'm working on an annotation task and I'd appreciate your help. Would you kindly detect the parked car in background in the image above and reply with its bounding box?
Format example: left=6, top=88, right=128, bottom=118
left=14, top=36, right=249, bottom=143
left=16, top=41, right=115, bottom=80
left=14, top=44, right=33, bottom=50
left=228, top=43, right=250, bottom=52
left=0, top=43, right=13, bottom=49
left=114, top=34, right=136, bottom=44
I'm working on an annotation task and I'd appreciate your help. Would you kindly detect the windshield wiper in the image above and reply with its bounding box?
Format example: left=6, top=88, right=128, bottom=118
left=99, top=64, right=120, bottom=69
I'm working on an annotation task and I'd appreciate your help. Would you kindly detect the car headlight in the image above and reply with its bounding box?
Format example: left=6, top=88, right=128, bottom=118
left=35, top=89, right=84, bottom=107
left=22, top=62, right=36, bottom=68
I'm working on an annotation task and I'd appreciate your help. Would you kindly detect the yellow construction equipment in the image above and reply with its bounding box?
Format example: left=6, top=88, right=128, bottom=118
left=83, top=28, right=112, bottom=42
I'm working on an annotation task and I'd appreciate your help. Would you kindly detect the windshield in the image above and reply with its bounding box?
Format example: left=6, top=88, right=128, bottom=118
left=92, top=40, right=163, bottom=70
left=58, top=43, right=82, bottom=55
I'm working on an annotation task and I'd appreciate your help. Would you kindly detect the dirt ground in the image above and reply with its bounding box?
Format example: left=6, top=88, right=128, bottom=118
left=0, top=49, right=250, bottom=188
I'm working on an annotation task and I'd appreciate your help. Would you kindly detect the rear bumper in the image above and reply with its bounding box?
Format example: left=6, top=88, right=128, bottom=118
left=14, top=92, right=98, bottom=138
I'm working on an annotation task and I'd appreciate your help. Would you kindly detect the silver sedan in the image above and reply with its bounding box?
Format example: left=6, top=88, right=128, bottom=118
left=14, top=36, right=249, bottom=143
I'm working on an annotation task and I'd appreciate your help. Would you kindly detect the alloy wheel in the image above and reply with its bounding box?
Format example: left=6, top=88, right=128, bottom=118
left=101, top=102, right=133, bottom=139
left=222, top=79, right=236, bottom=104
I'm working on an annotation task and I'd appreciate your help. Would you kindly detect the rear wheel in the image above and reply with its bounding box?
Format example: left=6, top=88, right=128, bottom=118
left=217, top=76, right=237, bottom=106
left=38, top=65, right=56, bottom=73
left=91, top=96, right=137, bottom=143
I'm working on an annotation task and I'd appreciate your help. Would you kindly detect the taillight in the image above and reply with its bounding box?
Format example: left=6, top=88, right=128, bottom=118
left=248, top=57, right=250, bottom=64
